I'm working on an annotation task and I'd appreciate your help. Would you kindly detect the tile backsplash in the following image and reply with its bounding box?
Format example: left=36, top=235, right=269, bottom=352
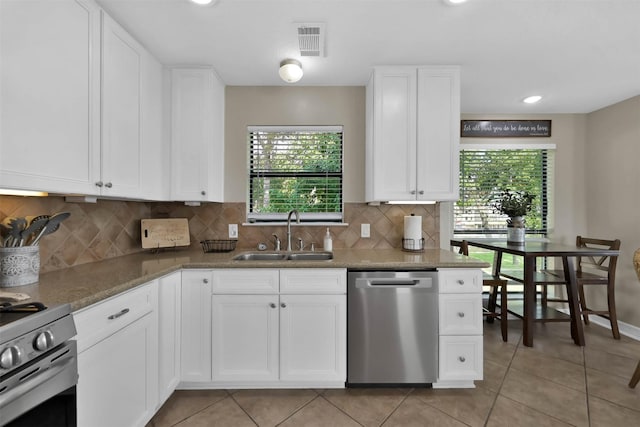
left=0, top=196, right=439, bottom=273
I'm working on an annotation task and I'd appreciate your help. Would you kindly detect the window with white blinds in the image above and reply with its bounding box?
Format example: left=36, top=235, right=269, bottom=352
left=454, top=148, right=554, bottom=235
left=248, top=126, right=343, bottom=222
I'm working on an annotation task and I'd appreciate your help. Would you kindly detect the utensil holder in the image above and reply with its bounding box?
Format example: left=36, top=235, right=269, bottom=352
left=0, top=246, right=40, bottom=287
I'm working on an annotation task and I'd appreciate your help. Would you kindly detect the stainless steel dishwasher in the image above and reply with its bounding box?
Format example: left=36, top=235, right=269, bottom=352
left=347, top=270, right=438, bottom=386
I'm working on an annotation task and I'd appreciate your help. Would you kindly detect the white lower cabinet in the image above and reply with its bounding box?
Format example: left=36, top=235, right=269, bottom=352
left=180, top=270, right=212, bottom=383
left=75, top=283, right=158, bottom=427
left=210, top=268, right=346, bottom=387
left=158, top=272, right=182, bottom=405
left=435, top=268, right=483, bottom=388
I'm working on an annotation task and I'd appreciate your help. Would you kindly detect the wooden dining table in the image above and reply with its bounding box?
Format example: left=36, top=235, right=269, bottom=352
left=463, top=239, right=620, bottom=347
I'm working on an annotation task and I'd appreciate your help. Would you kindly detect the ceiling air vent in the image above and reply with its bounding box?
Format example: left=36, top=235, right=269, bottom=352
left=296, top=23, right=325, bottom=57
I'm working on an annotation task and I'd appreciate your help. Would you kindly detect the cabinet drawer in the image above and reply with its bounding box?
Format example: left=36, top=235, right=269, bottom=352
left=212, top=269, right=279, bottom=293
left=439, top=294, right=483, bottom=335
left=280, top=269, right=346, bottom=294
left=75, top=282, right=155, bottom=353
left=438, top=335, right=483, bottom=381
left=438, top=269, right=482, bottom=293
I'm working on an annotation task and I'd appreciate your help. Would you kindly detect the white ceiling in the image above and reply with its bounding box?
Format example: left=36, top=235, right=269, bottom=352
left=97, top=0, right=640, bottom=114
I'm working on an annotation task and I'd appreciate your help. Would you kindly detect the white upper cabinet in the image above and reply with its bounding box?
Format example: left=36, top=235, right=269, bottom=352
left=0, top=0, right=166, bottom=200
left=99, top=12, right=143, bottom=198
left=0, top=0, right=101, bottom=194
left=170, top=68, right=225, bottom=203
left=366, top=66, right=460, bottom=202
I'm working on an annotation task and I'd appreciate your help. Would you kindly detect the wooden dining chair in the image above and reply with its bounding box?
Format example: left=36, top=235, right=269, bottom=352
left=542, top=236, right=621, bottom=339
left=450, top=239, right=509, bottom=341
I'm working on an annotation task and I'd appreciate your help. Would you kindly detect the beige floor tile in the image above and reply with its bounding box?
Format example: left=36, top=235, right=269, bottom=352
left=278, top=396, right=360, bottom=427
left=231, top=389, right=317, bottom=427
left=412, top=386, right=496, bottom=427
left=525, top=326, right=585, bottom=365
left=588, top=395, right=640, bottom=426
left=511, top=346, right=586, bottom=392
left=585, top=367, right=640, bottom=412
left=381, top=396, right=467, bottom=427
left=485, top=396, right=572, bottom=427
left=483, top=336, right=518, bottom=366
left=500, top=367, right=589, bottom=426
left=148, top=390, right=229, bottom=427
left=584, top=329, right=640, bottom=359
left=174, top=396, right=256, bottom=427
left=477, top=358, right=509, bottom=393
left=322, top=387, right=411, bottom=427
left=585, top=347, right=639, bottom=379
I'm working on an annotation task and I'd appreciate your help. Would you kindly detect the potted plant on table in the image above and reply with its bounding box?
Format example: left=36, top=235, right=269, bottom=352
left=491, top=189, right=536, bottom=244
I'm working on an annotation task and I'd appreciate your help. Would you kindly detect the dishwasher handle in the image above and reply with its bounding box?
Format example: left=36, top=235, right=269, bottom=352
left=355, top=277, right=434, bottom=289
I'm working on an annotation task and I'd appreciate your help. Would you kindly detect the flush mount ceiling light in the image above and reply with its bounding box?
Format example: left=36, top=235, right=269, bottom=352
left=523, top=95, right=543, bottom=104
left=444, top=0, right=468, bottom=5
left=279, top=59, right=303, bottom=83
left=189, top=0, right=218, bottom=6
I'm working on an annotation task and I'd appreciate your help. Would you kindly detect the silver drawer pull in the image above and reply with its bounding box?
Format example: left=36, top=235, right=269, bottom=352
left=108, top=308, right=130, bottom=320
left=269, top=303, right=277, bottom=309
left=457, top=279, right=465, bottom=285
left=458, top=356, right=466, bottom=363
left=281, top=303, right=287, bottom=308
left=457, top=312, right=465, bottom=318
left=203, top=278, right=209, bottom=284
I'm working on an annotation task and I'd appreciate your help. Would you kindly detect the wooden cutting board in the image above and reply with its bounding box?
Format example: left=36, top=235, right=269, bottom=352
left=141, top=218, right=190, bottom=249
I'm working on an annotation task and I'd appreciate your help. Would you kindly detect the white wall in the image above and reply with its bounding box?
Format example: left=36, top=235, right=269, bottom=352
left=585, top=95, right=640, bottom=328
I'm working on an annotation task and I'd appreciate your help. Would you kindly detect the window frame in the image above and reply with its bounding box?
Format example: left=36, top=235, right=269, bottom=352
left=246, top=125, right=344, bottom=224
left=454, top=143, right=556, bottom=237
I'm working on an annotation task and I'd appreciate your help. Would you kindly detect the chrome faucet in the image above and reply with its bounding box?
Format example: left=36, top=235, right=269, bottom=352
left=286, top=209, right=300, bottom=251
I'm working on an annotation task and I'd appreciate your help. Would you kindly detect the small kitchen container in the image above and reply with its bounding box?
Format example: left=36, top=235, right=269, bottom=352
left=0, top=246, right=40, bottom=287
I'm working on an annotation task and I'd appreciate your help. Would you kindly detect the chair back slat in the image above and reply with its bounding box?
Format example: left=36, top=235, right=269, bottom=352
left=576, top=236, right=621, bottom=276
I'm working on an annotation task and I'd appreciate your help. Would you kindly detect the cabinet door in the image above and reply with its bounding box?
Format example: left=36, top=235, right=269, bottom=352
left=181, top=270, right=212, bottom=382
left=416, top=67, right=460, bottom=201
left=140, top=50, right=169, bottom=200
left=211, top=294, right=279, bottom=382
left=366, top=67, right=417, bottom=202
left=171, top=68, right=225, bottom=202
left=158, top=273, right=181, bottom=404
left=279, top=294, right=346, bottom=382
left=0, top=0, right=101, bottom=194
left=100, top=12, right=142, bottom=197
left=77, top=312, right=157, bottom=427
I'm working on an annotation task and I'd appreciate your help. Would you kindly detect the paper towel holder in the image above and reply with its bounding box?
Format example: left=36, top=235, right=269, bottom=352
left=402, top=238, right=425, bottom=252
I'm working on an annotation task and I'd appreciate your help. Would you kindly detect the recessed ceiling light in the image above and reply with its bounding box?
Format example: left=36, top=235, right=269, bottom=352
left=444, top=0, right=469, bottom=5
left=523, top=95, right=542, bottom=104
left=189, top=0, right=217, bottom=6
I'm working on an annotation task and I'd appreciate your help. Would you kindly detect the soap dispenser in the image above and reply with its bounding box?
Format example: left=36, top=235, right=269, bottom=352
left=323, top=228, right=333, bottom=252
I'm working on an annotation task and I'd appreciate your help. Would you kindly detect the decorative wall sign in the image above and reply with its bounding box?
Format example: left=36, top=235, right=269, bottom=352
left=461, top=120, right=552, bottom=137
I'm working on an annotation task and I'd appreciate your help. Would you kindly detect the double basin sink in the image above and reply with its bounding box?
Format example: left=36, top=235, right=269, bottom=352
left=233, top=251, right=333, bottom=261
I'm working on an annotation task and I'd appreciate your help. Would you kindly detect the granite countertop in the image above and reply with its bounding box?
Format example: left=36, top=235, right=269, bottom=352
left=6, top=248, right=488, bottom=312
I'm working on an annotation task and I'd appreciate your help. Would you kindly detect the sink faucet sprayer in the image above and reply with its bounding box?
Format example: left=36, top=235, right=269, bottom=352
left=286, top=209, right=300, bottom=252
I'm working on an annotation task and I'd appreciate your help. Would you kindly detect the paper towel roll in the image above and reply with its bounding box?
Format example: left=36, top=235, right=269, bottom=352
left=403, top=215, right=422, bottom=250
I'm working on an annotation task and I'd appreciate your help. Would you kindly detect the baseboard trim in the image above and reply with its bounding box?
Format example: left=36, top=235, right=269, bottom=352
left=557, top=308, right=640, bottom=341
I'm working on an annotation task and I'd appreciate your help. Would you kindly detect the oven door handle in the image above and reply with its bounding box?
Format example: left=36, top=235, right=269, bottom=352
left=0, top=351, right=76, bottom=408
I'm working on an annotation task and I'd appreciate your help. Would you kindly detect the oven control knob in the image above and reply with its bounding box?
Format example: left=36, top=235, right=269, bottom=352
left=0, top=346, right=22, bottom=369
left=34, top=331, right=55, bottom=352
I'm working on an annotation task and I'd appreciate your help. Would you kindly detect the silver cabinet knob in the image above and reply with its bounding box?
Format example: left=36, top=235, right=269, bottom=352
left=203, top=278, right=209, bottom=284
left=418, top=190, right=425, bottom=195
left=95, top=181, right=103, bottom=187
left=269, top=303, right=277, bottom=309
left=280, top=302, right=287, bottom=308
left=457, top=312, right=465, bottom=318
left=105, top=182, right=113, bottom=188
left=201, top=191, right=206, bottom=196
left=457, top=279, right=465, bottom=285
left=458, top=356, right=466, bottom=363
left=410, top=190, right=417, bottom=195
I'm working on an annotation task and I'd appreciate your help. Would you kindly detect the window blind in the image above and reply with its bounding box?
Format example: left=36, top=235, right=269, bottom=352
left=455, top=149, right=553, bottom=234
left=248, top=126, right=343, bottom=222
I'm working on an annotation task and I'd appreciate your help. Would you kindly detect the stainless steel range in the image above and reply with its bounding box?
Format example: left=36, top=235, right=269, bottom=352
left=0, top=302, right=78, bottom=426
